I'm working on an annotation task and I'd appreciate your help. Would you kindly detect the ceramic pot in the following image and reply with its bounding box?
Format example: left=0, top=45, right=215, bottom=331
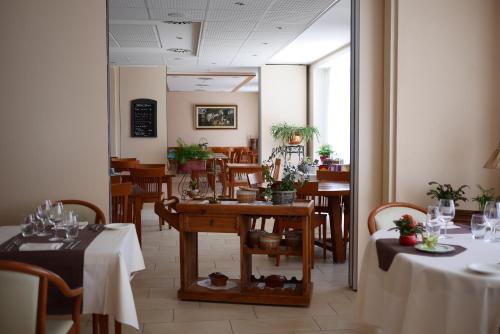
left=178, top=160, right=206, bottom=173
left=399, top=234, right=417, bottom=246
left=288, top=135, right=302, bottom=145
left=271, top=190, right=296, bottom=205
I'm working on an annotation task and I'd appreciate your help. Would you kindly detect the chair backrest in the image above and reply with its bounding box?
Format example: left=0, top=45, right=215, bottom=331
left=110, top=160, right=139, bottom=172
left=316, top=170, right=350, bottom=182
left=111, top=182, right=133, bottom=223
left=136, top=163, right=167, bottom=171
left=110, top=175, right=122, bottom=184
left=111, top=157, right=137, bottom=161
left=0, top=260, right=82, bottom=334
left=57, top=199, right=106, bottom=225
left=130, top=167, right=163, bottom=193
left=247, top=172, right=264, bottom=188
left=367, top=202, right=426, bottom=235
left=272, top=158, right=281, bottom=180
left=154, top=197, right=180, bottom=230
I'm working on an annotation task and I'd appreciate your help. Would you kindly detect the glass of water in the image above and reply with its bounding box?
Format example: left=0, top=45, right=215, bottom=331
left=64, top=213, right=79, bottom=241
left=438, top=199, right=455, bottom=239
left=49, top=202, right=64, bottom=241
left=484, top=201, right=500, bottom=242
left=20, top=214, right=36, bottom=237
left=470, top=214, right=487, bottom=240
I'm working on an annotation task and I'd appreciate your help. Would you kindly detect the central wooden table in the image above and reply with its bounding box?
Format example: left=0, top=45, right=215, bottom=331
left=174, top=199, right=314, bottom=306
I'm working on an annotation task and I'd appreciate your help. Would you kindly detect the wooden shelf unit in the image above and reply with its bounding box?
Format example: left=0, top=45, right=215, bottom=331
left=174, top=200, right=314, bottom=306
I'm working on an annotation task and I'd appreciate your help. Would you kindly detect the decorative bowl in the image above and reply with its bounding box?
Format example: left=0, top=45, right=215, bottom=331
left=265, top=275, right=286, bottom=288
left=259, top=232, right=281, bottom=250
left=237, top=188, right=258, bottom=203
left=284, top=230, right=302, bottom=250
left=248, top=229, right=263, bottom=248
left=209, top=272, right=228, bottom=287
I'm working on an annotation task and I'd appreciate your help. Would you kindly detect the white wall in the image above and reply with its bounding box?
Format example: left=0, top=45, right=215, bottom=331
left=0, top=0, right=109, bottom=224
left=113, top=66, right=168, bottom=163
left=260, top=65, right=308, bottom=162
left=393, top=0, right=500, bottom=209
left=166, top=92, right=258, bottom=147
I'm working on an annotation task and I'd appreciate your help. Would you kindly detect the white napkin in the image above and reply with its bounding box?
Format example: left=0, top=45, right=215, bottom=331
left=78, top=221, right=89, bottom=230
left=19, top=243, right=64, bottom=251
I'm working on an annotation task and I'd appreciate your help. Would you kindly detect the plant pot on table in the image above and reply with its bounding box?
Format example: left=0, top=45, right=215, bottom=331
left=177, top=159, right=207, bottom=173
left=399, top=234, right=417, bottom=246
left=271, top=190, right=296, bottom=205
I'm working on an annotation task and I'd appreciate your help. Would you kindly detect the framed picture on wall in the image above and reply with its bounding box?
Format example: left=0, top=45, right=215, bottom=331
left=194, top=105, right=237, bottom=129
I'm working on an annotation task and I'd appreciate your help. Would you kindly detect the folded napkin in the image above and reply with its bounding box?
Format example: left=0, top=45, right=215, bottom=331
left=19, top=243, right=63, bottom=251
left=78, top=221, right=88, bottom=230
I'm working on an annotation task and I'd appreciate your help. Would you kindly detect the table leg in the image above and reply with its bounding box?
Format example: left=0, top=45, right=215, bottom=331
left=343, top=195, right=350, bottom=245
left=302, top=215, right=311, bottom=295
left=166, top=176, right=173, bottom=198
left=99, top=314, right=108, bottom=334
left=328, top=196, right=346, bottom=263
left=114, top=320, right=121, bottom=334
left=179, top=231, right=199, bottom=290
left=133, top=197, right=143, bottom=246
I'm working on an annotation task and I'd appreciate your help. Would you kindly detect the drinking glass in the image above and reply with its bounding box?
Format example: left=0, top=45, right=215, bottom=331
left=65, top=214, right=79, bottom=241
left=35, top=200, right=52, bottom=236
left=470, top=214, right=487, bottom=240
left=438, top=199, right=455, bottom=239
left=20, top=214, right=36, bottom=237
left=484, top=201, right=500, bottom=242
left=49, top=202, right=64, bottom=241
left=426, top=205, right=441, bottom=234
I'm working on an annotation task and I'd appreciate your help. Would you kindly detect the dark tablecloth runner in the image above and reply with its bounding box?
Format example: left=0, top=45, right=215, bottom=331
left=375, top=238, right=467, bottom=272
left=0, top=225, right=104, bottom=313
left=442, top=224, right=470, bottom=235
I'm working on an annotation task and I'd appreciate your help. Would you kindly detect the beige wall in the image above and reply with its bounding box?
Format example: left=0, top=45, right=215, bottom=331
left=393, top=0, right=500, bottom=209
left=166, top=92, right=258, bottom=147
left=260, top=65, right=307, bottom=162
left=356, top=0, right=386, bottom=274
left=0, top=0, right=109, bottom=223
left=113, top=66, right=168, bottom=163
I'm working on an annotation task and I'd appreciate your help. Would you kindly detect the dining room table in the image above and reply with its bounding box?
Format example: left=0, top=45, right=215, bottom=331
left=0, top=223, right=145, bottom=334
left=356, top=227, right=500, bottom=334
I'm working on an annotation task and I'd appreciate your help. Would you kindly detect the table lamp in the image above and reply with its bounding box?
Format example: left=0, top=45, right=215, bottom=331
left=484, top=141, right=500, bottom=169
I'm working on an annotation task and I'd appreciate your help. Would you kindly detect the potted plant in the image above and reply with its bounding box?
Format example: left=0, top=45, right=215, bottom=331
left=187, top=179, right=200, bottom=198
left=390, top=214, right=425, bottom=246
left=297, top=157, right=318, bottom=174
left=175, top=138, right=213, bottom=173
left=426, top=181, right=469, bottom=207
left=270, top=122, right=319, bottom=145
left=263, top=164, right=308, bottom=205
left=472, top=185, right=496, bottom=211
left=317, top=144, right=335, bottom=162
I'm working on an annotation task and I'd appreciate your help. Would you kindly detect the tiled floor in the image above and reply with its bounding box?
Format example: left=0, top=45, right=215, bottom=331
left=98, top=203, right=361, bottom=334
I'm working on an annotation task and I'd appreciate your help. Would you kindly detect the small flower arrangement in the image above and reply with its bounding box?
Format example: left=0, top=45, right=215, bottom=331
left=390, top=214, right=425, bottom=246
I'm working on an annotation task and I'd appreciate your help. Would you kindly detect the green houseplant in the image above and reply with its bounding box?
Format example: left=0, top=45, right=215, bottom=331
left=263, top=164, right=308, bottom=205
left=471, top=185, right=496, bottom=211
left=175, top=138, right=212, bottom=173
left=270, top=122, right=319, bottom=145
left=317, top=144, right=335, bottom=162
left=426, top=181, right=469, bottom=207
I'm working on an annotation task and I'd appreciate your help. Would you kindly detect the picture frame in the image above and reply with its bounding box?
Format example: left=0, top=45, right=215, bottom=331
left=194, top=105, right=237, bottom=129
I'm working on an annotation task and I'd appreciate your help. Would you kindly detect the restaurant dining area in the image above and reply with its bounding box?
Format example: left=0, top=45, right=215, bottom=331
left=2, top=0, right=500, bottom=334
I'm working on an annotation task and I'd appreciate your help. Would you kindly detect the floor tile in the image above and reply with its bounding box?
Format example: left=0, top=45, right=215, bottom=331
left=230, top=317, right=320, bottom=334
left=143, top=320, right=232, bottom=334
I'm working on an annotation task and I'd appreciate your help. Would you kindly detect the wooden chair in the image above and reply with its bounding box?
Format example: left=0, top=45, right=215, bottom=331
left=272, top=158, right=281, bottom=180
left=57, top=200, right=106, bottom=225
left=110, top=160, right=139, bottom=172
left=111, top=157, right=137, bottom=162
left=246, top=172, right=270, bottom=230
left=111, top=182, right=133, bottom=224
left=232, top=147, right=251, bottom=163
left=130, top=167, right=164, bottom=230
left=316, top=170, right=350, bottom=182
left=136, top=163, right=167, bottom=170
left=367, top=202, right=426, bottom=235
left=0, top=260, right=83, bottom=334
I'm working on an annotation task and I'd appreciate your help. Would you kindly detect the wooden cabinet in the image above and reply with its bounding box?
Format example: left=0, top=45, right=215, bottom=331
left=175, top=200, right=314, bottom=306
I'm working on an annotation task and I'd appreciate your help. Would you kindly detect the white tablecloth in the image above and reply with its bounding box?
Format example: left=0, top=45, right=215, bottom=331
left=356, top=229, right=500, bottom=334
left=0, top=225, right=145, bottom=329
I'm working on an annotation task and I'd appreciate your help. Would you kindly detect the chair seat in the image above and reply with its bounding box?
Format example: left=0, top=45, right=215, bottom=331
left=46, top=319, right=74, bottom=334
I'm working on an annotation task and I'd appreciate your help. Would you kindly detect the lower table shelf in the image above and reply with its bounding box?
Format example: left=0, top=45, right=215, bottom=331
left=178, top=278, right=312, bottom=306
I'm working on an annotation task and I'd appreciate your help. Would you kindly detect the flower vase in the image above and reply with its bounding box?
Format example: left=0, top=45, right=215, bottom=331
left=399, top=234, right=417, bottom=246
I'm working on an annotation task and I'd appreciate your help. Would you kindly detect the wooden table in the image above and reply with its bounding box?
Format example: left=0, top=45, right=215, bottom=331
left=174, top=200, right=314, bottom=306
left=226, top=163, right=262, bottom=198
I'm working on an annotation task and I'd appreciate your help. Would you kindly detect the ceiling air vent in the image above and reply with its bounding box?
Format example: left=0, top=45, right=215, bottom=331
left=163, top=20, right=192, bottom=25
left=167, top=48, right=192, bottom=54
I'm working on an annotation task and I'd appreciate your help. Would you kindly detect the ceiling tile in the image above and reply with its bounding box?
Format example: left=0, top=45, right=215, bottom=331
left=146, top=0, right=208, bottom=9
left=109, top=7, right=150, bottom=20
left=246, top=31, right=296, bottom=41
left=201, top=39, right=245, bottom=47
left=203, top=21, right=256, bottom=32
left=262, top=10, right=319, bottom=24
left=109, top=0, right=146, bottom=8
left=126, top=54, right=165, bottom=64
left=119, top=40, right=160, bottom=47
left=254, top=21, right=305, bottom=33
left=109, top=54, right=130, bottom=64
left=208, top=0, right=272, bottom=11
left=108, top=34, right=120, bottom=47
left=109, top=24, right=158, bottom=42
left=203, top=29, right=250, bottom=40
left=205, top=9, right=265, bottom=21
left=269, top=0, right=335, bottom=13
left=149, top=8, right=206, bottom=21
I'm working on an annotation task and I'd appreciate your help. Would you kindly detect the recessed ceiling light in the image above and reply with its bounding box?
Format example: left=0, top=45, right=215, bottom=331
left=234, top=2, right=245, bottom=6
left=163, top=20, right=192, bottom=25
left=196, top=84, right=209, bottom=87
left=211, top=62, right=216, bottom=65
left=176, top=36, right=183, bottom=40
left=167, top=48, right=191, bottom=54
left=252, top=54, right=258, bottom=57
left=262, top=42, right=269, bottom=45
left=174, top=57, right=182, bottom=60
left=276, top=26, right=283, bottom=30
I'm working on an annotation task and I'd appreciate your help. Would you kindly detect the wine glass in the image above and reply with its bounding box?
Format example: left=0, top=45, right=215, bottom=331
left=49, top=202, right=64, bottom=241
left=438, top=199, right=455, bottom=239
left=484, top=201, right=500, bottom=242
left=35, top=200, right=53, bottom=236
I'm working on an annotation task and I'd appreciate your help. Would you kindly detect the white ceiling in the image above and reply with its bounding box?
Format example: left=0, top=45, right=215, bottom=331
left=166, top=73, right=256, bottom=92
left=108, top=0, right=339, bottom=72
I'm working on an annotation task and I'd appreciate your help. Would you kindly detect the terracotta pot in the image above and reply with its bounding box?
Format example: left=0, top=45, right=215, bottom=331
left=399, top=234, right=417, bottom=246
left=319, top=155, right=329, bottom=162
left=288, top=135, right=303, bottom=145
left=178, top=160, right=206, bottom=173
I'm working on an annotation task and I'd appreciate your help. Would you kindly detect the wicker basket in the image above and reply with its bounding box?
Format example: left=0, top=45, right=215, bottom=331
left=237, top=187, right=258, bottom=203
left=259, top=233, right=281, bottom=250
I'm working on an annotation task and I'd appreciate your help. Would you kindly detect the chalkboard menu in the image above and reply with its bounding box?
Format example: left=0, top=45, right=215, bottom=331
left=131, top=99, right=157, bottom=137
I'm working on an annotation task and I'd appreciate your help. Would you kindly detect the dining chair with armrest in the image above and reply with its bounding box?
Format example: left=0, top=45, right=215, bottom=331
left=246, top=172, right=269, bottom=230
left=57, top=200, right=106, bottom=225
left=130, top=167, right=165, bottom=230
left=0, top=260, right=83, bottom=334
left=154, top=197, right=180, bottom=231
left=110, top=160, right=139, bottom=173
left=111, top=182, right=133, bottom=224
left=367, top=202, right=426, bottom=235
